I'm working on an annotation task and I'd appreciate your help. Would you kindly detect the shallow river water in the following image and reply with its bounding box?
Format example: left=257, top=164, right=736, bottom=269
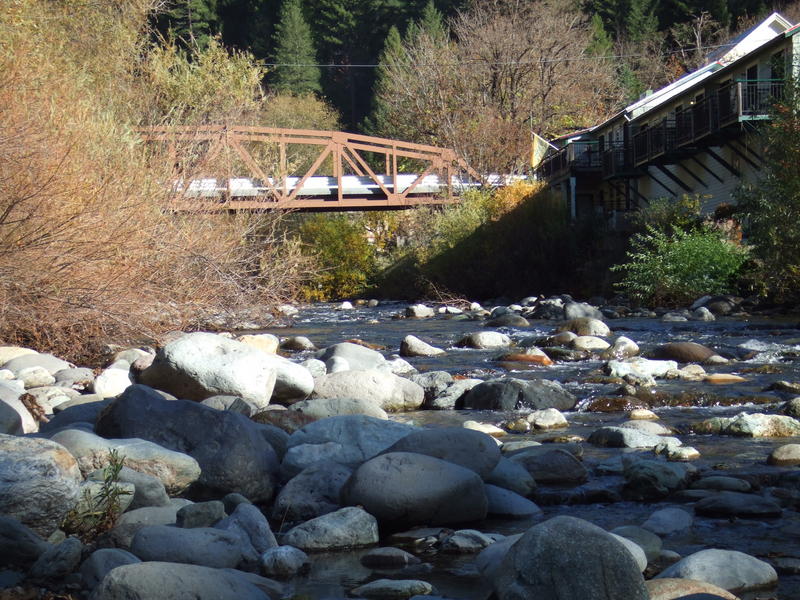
left=261, top=302, right=800, bottom=600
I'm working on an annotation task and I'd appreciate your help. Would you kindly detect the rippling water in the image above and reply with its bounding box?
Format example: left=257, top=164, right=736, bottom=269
left=260, top=302, right=800, bottom=600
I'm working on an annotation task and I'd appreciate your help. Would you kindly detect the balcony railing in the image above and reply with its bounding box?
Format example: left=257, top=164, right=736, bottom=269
left=602, top=141, right=637, bottom=179
left=535, top=141, right=601, bottom=179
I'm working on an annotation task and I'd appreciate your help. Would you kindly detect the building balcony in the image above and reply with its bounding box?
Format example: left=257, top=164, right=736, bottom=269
left=535, top=141, right=601, bottom=180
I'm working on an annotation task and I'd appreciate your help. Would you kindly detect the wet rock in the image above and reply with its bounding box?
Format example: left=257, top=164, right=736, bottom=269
left=491, top=516, right=647, bottom=600
left=588, top=426, right=680, bottom=449
left=360, top=547, right=421, bottom=568
left=91, top=561, right=272, bottom=600
left=315, top=342, right=386, bottom=371
left=782, top=397, right=800, bottom=418
left=622, top=459, right=691, bottom=501
left=463, top=420, right=506, bottom=437
left=620, top=420, right=672, bottom=435
left=260, top=546, right=309, bottom=578
left=650, top=342, right=719, bottom=363
left=96, top=385, right=279, bottom=502
left=602, top=336, right=640, bottom=360
left=646, top=578, right=738, bottom=600
left=768, top=443, right=800, bottom=466
left=692, top=306, right=716, bottom=321
left=508, top=447, right=587, bottom=485
left=665, top=446, right=701, bottom=461
left=456, top=331, right=512, bottom=349
left=427, top=378, right=482, bottom=410
left=584, top=396, right=648, bottom=412
left=381, top=427, right=501, bottom=478
left=342, top=452, right=488, bottom=526
left=79, top=548, right=141, bottom=590
left=690, top=476, right=751, bottom=493
left=487, top=313, right=530, bottom=328
left=693, top=412, right=800, bottom=437
left=485, top=484, right=542, bottom=518
left=460, top=378, right=577, bottom=411
left=312, top=369, right=423, bottom=412
left=656, top=549, right=778, bottom=593
left=281, top=506, right=379, bottom=551
left=641, top=507, right=693, bottom=536
left=351, top=578, right=434, bottom=599
left=281, top=336, right=316, bottom=352
left=496, top=351, right=554, bottom=366
left=557, top=317, right=611, bottom=337
left=527, top=408, right=568, bottom=429
left=704, top=374, right=747, bottom=384
left=400, top=335, right=445, bottom=357
left=272, top=461, right=352, bottom=524
left=138, top=332, right=278, bottom=409
left=694, top=491, right=782, bottom=519
left=289, top=397, right=388, bottom=420
left=0, top=434, right=81, bottom=537
left=441, top=529, right=495, bottom=553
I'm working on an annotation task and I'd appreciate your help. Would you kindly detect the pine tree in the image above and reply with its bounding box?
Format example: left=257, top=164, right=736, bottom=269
left=627, top=0, right=659, bottom=43
left=271, top=0, right=322, bottom=94
left=155, top=0, right=219, bottom=50
left=362, top=25, right=405, bottom=136
left=587, top=13, right=614, bottom=56
left=406, top=0, right=447, bottom=43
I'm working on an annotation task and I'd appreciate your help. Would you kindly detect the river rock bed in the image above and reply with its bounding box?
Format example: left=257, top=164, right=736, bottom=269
left=2, top=294, right=800, bottom=599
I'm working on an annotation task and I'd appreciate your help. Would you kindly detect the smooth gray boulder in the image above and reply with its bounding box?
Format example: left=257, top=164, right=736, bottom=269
left=130, top=525, right=246, bottom=568
left=508, top=448, right=587, bottom=485
left=80, top=549, right=141, bottom=589
left=215, top=502, right=278, bottom=555
left=201, top=395, right=259, bottom=415
left=315, top=342, right=386, bottom=371
left=89, top=561, right=270, bottom=600
left=2, top=353, right=70, bottom=376
left=485, top=457, right=537, bottom=497
left=138, top=332, right=278, bottom=409
left=360, top=546, right=421, bottom=568
left=107, top=466, right=171, bottom=509
left=610, top=525, right=662, bottom=562
left=400, top=335, right=445, bottom=357
left=380, top=427, right=501, bottom=479
left=491, top=516, right=648, bottom=600
left=641, top=507, right=693, bottom=536
left=485, top=484, right=542, bottom=518
left=95, top=385, right=279, bottom=502
left=564, top=302, right=603, bottom=320
left=0, top=380, right=34, bottom=434
left=272, top=461, right=352, bottom=524
left=426, top=378, right=482, bottom=410
left=341, top=452, right=488, bottom=526
left=258, top=354, right=314, bottom=403
left=106, top=505, right=181, bottom=549
left=281, top=506, right=379, bottom=551
left=475, top=533, right=523, bottom=581
left=282, top=415, right=415, bottom=477
left=0, top=434, right=81, bottom=536
left=177, top=501, right=226, bottom=528
left=92, top=367, right=133, bottom=399
left=460, top=378, right=577, bottom=411
left=51, top=428, right=201, bottom=495
left=623, top=459, right=691, bottom=501
left=351, top=579, right=435, bottom=598
left=0, top=515, right=50, bottom=568
left=456, top=331, right=512, bottom=349
left=288, top=397, right=388, bottom=420
left=656, top=549, right=778, bottom=592
left=29, top=537, right=83, bottom=581
left=39, top=398, right=112, bottom=433
left=311, top=369, right=424, bottom=412
left=589, top=426, right=681, bottom=449
left=694, top=491, right=782, bottom=519
left=694, top=412, right=800, bottom=437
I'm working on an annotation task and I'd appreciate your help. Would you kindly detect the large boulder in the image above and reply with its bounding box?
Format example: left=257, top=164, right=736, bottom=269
left=281, top=415, right=415, bottom=477
left=130, top=525, right=246, bottom=568
left=0, top=380, right=35, bottom=434
left=460, top=378, right=577, bottom=411
left=646, top=578, right=739, bottom=600
left=138, top=332, right=278, bottom=409
left=311, top=369, right=423, bottom=412
left=693, top=491, right=782, bottom=519
left=314, top=342, right=386, bottom=371
left=257, top=354, right=314, bottom=404
left=400, top=335, right=445, bottom=357
left=622, top=459, right=692, bottom=501
left=272, top=461, right=352, bottom=524
left=0, top=515, right=50, bottom=568
left=456, top=331, right=512, bottom=349
left=341, top=452, right=488, bottom=526
left=507, top=447, right=587, bottom=485
left=95, top=385, right=279, bottom=502
left=656, top=549, right=778, bottom=593
left=288, top=397, right=387, bottom=420
left=588, top=426, right=680, bottom=449
left=491, top=516, right=647, bottom=600
left=649, top=342, right=718, bottom=363
left=50, top=428, right=201, bottom=495
left=2, top=352, right=71, bottom=376
left=89, top=561, right=271, bottom=600
left=280, top=506, right=379, bottom=551
left=380, top=427, right=500, bottom=478
left=79, top=548, right=141, bottom=590
left=0, top=434, right=81, bottom=536
left=557, top=318, right=610, bottom=337
left=214, top=502, right=278, bottom=556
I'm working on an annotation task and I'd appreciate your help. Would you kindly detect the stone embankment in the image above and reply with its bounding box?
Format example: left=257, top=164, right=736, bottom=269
left=1, top=292, right=799, bottom=599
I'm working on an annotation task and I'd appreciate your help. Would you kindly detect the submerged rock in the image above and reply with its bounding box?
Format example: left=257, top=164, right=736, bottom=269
left=693, top=412, right=800, bottom=437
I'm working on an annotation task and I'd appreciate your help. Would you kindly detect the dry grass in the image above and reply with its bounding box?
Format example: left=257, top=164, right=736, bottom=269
left=0, top=1, right=313, bottom=363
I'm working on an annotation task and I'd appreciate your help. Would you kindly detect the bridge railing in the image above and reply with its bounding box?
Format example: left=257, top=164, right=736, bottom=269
left=137, top=125, right=483, bottom=211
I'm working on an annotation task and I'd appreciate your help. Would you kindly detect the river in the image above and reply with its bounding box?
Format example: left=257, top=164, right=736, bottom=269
left=261, top=301, right=800, bottom=600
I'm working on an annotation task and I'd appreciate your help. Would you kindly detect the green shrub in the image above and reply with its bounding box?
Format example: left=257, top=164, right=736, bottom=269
left=612, top=225, right=748, bottom=305
left=630, top=194, right=704, bottom=233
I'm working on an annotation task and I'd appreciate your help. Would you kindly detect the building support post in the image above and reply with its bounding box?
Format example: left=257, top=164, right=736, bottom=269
left=569, top=176, right=577, bottom=220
